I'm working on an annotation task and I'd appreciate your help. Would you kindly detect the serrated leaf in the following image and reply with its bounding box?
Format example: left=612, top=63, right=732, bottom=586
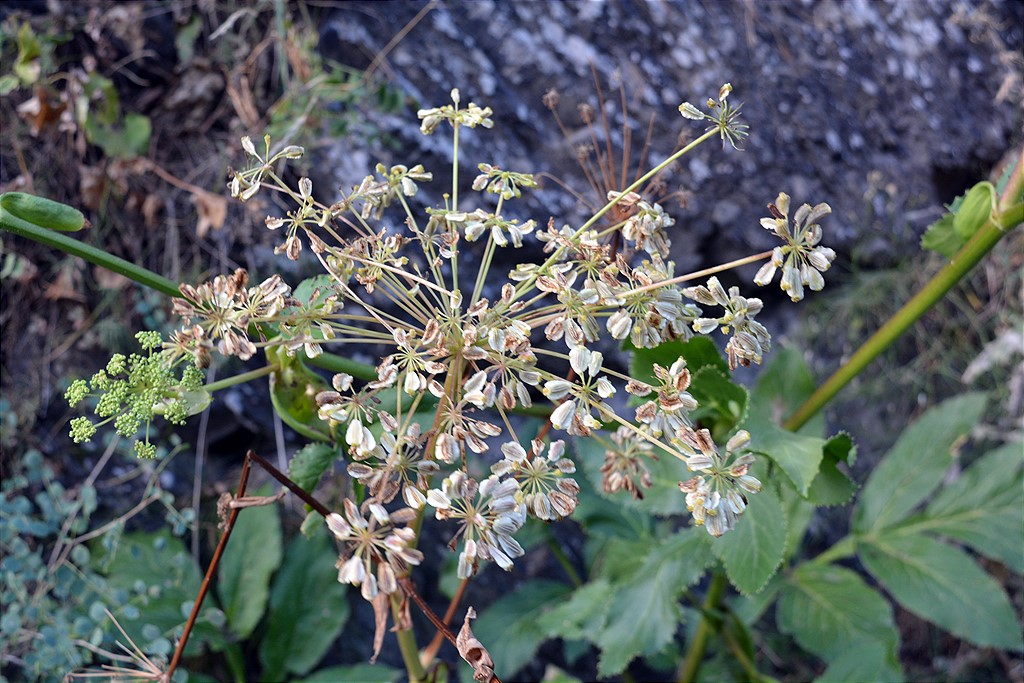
left=780, top=483, right=816, bottom=560
left=471, top=579, right=572, bottom=679
left=217, top=489, right=282, bottom=638
left=293, top=274, right=341, bottom=305
left=744, top=413, right=824, bottom=496
left=730, top=574, right=784, bottom=625
left=628, top=336, right=727, bottom=387
left=816, top=641, right=903, bottom=683
left=259, top=530, right=351, bottom=679
left=289, top=443, right=339, bottom=492
left=853, top=393, right=987, bottom=533
left=777, top=563, right=899, bottom=662
left=806, top=432, right=858, bottom=506
left=537, top=578, right=613, bottom=640
left=711, top=487, right=786, bottom=595
left=920, top=212, right=963, bottom=259
left=911, top=442, right=1024, bottom=572
left=952, top=182, right=995, bottom=242
left=689, top=367, right=748, bottom=439
left=594, top=529, right=713, bottom=676
left=860, top=531, right=1023, bottom=651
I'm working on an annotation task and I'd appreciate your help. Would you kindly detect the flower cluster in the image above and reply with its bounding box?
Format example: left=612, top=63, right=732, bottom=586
left=68, top=83, right=837, bottom=570
left=684, top=277, right=771, bottom=370
left=678, top=82, right=750, bottom=149
left=427, top=472, right=525, bottom=579
left=677, top=428, right=762, bottom=536
left=754, top=192, right=836, bottom=301
left=66, top=331, right=207, bottom=459
left=325, top=499, right=424, bottom=601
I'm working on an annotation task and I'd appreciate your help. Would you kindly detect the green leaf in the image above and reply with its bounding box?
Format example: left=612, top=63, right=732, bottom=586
left=293, top=274, right=341, bottom=306
left=711, top=487, right=787, bottom=595
left=749, top=346, right=820, bottom=432
left=816, top=641, right=903, bottom=683
left=289, top=443, right=339, bottom=492
left=689, top=367, right=748, bottom=439
left=777, top=563, right=899, bottom=662
left=266, top=344, right=333, bottom=442
left=806, top=432, right=857, bottom=506
left=952, top=182, right=995, bottom=242
left=217, top=489, right=282, bottom=639
left=860, top=531, right=1023, bottom=651
left=853, top=393, right=987, bottom=533
left=471, top=579, right=573, bottom=679
left=920, top=212, right=963, bottom=259
left=259, top=530, right=351, bottom=679
left=780, top=483, right=816, bottom=561
left=628, top=336, right=728, bottom=387
left=594, top=529, right=713, bottom=676
left=537, top=579, right=613, bottom=641
left=297, top=664, right=402, bottom=682
left=730, top=574, right=784, bottom=625
left=94, top=530, right=225, bottom=655
left=913, top=442, right=1024, bottom=572
left=744, top=413, right=824, bottom=496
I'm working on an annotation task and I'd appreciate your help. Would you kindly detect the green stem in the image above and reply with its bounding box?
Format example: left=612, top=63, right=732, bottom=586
left=0, top=211, right=181, bottom=297
left=678, top=570, right=727, bottom=683
left=393, top=593, right=427, bottom=682
left=203, top=364, right=276, bottom=392
left=721, top=625, right=761, bottom=683
left=784, top=202, right=1023, bottom=432
left=1, top=213, right=384, bottom=382
left=810, top=535, right=858, bottom=565
left=546, top=536, right=583, bottom=587
left=304, top=349, right=379, bottom=381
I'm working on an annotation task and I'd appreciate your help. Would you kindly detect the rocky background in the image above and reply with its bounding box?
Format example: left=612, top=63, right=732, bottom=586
left=318, top=0, right=1021, bottom=273
left=1, top=0, right=1021, bottom=680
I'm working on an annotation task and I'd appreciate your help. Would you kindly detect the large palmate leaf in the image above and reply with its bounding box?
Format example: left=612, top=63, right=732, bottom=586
left=910, top=442, right=1024, bottom=572
left=853, top=393, right=986, bottom=533
left=593, top=529, right=713, bottom=676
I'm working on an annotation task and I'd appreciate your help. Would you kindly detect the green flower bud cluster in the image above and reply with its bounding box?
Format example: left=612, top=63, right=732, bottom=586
left=65, top=331, right=206, bottom=458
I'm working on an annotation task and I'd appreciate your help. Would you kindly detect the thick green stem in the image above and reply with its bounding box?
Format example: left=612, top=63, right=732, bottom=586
left=393, top=593, right=427, bottom=683
left=1, top=209, right=383, bottom=381
left=678, top=570, right=727, bottom=683
left=304, top=349, right=379, bottom=381
left=0, top=211, right=181, bottom=297
left=784, top=202, right=1022, bottom=432
left=203, top=364, right=276, bottom=392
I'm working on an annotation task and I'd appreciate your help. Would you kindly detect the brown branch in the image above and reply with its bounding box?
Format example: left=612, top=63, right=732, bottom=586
left=165, top=451, right=254, bottom=679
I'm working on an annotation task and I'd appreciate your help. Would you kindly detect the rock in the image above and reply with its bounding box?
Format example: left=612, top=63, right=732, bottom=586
left=317, top=0, right=1021, bottom=276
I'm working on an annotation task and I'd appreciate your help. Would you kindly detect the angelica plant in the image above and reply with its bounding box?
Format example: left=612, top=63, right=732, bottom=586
left=63, top=83, right=845, bottom=676
left=173, top=85, right=834, bottom=551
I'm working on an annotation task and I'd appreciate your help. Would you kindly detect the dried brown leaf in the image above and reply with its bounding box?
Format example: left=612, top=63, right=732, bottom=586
left=370, top=592, right=389, bottom=664
left=456, top=607, right=495, bottom=683
left=193, top=190, right=227, bottom=238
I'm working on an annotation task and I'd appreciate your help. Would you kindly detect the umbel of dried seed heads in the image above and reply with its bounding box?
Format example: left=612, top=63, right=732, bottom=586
left=110, top=85, right=836, bottom=571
